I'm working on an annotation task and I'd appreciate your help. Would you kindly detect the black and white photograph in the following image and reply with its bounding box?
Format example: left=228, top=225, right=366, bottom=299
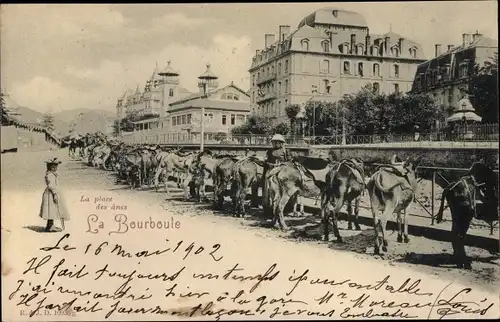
left=1, top=2, right=499, bottom=320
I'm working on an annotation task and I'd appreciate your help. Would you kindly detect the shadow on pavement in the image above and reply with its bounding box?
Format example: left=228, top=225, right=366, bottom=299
left=396, top=252, right=500, bottom=268
left=23, top=226, right=49, bottom=233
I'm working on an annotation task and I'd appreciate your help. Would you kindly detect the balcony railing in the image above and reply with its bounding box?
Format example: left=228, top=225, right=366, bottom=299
left=256, top=73, right=277, bottom=85
left=256, top=93, right=277, bottom=103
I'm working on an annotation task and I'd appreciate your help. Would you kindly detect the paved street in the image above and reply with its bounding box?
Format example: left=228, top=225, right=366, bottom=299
left=2, top=149, right=499, bottom=320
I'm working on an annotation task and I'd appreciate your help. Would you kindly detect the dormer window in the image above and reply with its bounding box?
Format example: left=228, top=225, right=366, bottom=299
left=391, top=47, right=400, bottom=57
left=372, top=46, right=379, bottom=57
left=357, top=45, right=364, bottom=55
left=301, top=39, right=309, bottom=51
left=409, top=47, right=417, bottom=58
left=339, top=43, right=349, bottom=54
left=459, top=60, right=469, bottom=78
left=322, top=40, right=330, bottom=53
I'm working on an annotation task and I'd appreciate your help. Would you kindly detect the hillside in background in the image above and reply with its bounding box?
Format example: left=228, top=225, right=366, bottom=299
left=53, top=108, right=116, bottom=135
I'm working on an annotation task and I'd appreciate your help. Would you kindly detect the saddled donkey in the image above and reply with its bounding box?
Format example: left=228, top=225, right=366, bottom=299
left=436, top=161, right=498, bottom=269
left=321, top=158, right=366, bottom=242
left=264, top=156, right=331, bottom=230
left=366, top=154, right=422, bottom=255
left=153, top=150, right=197, bottom=199
left=231, top=155, right=264, bottom=217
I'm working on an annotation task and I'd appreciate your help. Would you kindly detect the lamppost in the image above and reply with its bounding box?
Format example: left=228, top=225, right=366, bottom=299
left=311, top=88, right=318, bottom=138
left=198, top=64, right=218, bottom=152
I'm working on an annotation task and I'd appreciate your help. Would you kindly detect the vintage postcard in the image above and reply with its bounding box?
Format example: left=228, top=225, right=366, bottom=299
left=1, top=2, right=499, bottom=320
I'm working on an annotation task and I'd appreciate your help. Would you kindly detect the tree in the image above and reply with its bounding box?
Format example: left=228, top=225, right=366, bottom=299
left=272, top=122, right=290, bottom=135
left=302, top=84, right=443, bottom=137
left=467, top=52, right=498, bottom=123
left=113, top=112, right=139, bottom=135
left=285, top=104, right=301, bottom=135
left=230, top=115, right=273, bottom=135
left=303, top=100, right=343, bottom=136
left=41, top=112, right=55, bottom=132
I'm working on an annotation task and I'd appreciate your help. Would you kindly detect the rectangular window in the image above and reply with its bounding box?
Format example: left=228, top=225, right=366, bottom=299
left=343, top=61, right=351, bottom=74
left=237, top=114, right=245, bottom=124
left=187, top=114, right=192, bottom=124
left=394, top=65, right=400, bottom=78
left=358, top=63, right=364, bottom=77
left=172, top=117, right=176, bottom=126
left=222, top=114, right=227, bottom=125
left=324, top=80, right=331, bottom=94
left=231, top=114, right=235, bottom=125
left=394, top=83, right=399, bottom=93
left=181, top=115, right=186, bottom=125
left=285, top=60, right=289, bottom=73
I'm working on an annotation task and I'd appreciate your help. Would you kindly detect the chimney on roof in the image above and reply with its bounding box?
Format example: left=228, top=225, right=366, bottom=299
left=384, top=36, right=390, bottom=55
left=255, top=49, right=260, bottom=56
left=350, top=34, right=356, bottom=54
left=434, top=44, right=442, bottom=57
left=265, top=34, right=275, bottom=48
left=447, top=45, right=454, bottom=51
left=472, top=30, right=483, bottom=42
left=462, top=33, right=472, bottom=47
left=365, top=34, right=371, bottom=55
left=279, top=25, right=291, bottom=42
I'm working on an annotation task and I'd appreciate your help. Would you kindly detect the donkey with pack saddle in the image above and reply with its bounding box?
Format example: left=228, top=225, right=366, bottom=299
left=366, top=154, right=422, bottom=255
left=436, top=161, right=499, bottom=269
left=321, top=158, right=366, bottom=242
left=264, top=156, right=332, bottom=230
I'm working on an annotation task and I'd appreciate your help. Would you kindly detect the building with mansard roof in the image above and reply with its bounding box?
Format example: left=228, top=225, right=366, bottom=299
left=248, top=7, right=427, bottom=124
left=410, top=31, right=497, bottom=119
left=115, top=61, right=192, bottom=120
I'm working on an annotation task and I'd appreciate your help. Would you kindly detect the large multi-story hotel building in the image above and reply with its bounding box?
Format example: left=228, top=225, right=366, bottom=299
left=115, top=61, right=192, bottom=120
left=410, top=31, right=497, bottom=116
left=248, top=8, right=427, bottom=123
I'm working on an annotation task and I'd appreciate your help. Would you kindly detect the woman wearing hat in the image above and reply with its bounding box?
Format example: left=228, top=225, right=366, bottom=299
left=39, top=158, right=70, bottom=232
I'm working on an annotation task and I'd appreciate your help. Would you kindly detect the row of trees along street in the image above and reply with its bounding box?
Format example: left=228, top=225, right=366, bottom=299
left=232, top=53, right=498, bottom=138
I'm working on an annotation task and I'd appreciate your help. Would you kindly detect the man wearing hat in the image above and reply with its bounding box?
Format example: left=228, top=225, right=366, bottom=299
left=263, top=134, right=290, bottom=180
left=39, top=158, right=70, bottom=232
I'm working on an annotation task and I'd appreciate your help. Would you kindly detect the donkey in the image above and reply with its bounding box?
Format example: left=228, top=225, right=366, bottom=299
left=153, top=150, right=197, bottom=199
left=436, top=161, right=498, bottom=269
left=264, top=156, right=331, bottom=230
left=321, top=158, right=366, bottom=242
left=366, top=154, right=422, bottom=255
left=212, top=155, right=240, bottom=209
left=231, top=156, right=264, bottom=217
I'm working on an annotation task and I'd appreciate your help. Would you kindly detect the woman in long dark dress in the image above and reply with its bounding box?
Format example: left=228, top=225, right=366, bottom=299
left=39, top=158, right=70, bottom=232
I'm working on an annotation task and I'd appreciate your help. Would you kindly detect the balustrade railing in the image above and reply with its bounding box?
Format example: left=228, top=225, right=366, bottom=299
left=119, top=123, right=498, bottom=147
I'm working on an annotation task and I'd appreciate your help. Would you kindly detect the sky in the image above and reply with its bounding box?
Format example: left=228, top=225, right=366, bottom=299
left=1, top=2, right=498, bottom=114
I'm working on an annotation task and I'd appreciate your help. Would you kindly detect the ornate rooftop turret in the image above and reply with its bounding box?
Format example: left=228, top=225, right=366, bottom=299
left=198, top=64, right=219, bottom=93
left=158, top=61, right=180, bottom=85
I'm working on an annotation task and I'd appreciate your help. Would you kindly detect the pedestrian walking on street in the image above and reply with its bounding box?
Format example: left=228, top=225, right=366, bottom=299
left=38, top=158, right=70, bottom=232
